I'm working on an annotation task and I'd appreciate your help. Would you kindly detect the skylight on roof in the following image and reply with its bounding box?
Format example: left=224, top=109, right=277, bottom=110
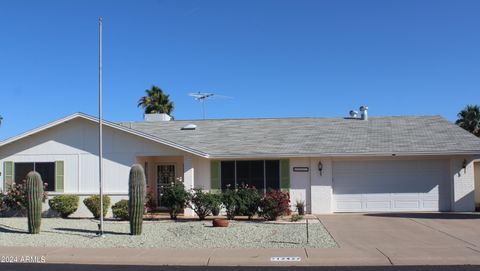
left=181, top=124, right=197, bottom=130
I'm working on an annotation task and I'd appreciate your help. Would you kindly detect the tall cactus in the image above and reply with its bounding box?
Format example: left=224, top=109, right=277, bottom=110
left=129, top=164, right=146, bottom=235
left=26, top=171, right=43, bottom=234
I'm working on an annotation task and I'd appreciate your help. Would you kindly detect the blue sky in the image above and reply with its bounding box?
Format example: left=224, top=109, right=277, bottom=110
left=0, top=0, right=479, bottom=140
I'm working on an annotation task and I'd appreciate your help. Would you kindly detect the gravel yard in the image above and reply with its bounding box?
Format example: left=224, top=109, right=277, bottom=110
left=0, top=218, right=336, bottom=249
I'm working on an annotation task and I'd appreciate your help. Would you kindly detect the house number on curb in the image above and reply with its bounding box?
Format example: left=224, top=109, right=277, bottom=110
left=270, top=257, right=301, bottom=262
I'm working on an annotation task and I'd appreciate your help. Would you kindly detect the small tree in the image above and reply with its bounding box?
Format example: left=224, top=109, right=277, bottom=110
left=162, top=182, right=188, bottom=219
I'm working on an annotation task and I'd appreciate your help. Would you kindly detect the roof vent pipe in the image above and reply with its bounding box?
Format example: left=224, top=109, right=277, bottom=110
left=359, top=106, right=368, bottom=120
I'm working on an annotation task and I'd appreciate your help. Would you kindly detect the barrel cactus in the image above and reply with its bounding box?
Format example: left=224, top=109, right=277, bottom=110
left=128, top=164, right=146, bottom=235
left=26, top=171, right=44, bottom=234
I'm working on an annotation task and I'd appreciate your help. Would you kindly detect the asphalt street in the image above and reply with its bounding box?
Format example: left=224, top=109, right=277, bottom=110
left=1, top=265, right=480, bottom=271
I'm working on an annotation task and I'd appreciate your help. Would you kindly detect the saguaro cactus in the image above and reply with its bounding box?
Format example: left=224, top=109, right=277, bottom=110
left=129, top=164, right=146, bottom=235
left=26, top=171, right=44, bottom=234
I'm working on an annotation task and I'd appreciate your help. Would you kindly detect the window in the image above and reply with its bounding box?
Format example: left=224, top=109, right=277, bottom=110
left=265, top=160, right=280, bottom=189
left=220, top=160, right=280, bottom=192
left=14, top=163, right=34, bottom=184
left=221, top=161, right=235, bottom=190
left=14, top=162, right=56, bottom=192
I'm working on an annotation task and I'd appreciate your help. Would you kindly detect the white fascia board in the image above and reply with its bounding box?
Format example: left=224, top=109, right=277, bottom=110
left=207, top=151, right=480, bottom=159
left=0, top=112, right=209, bottom=158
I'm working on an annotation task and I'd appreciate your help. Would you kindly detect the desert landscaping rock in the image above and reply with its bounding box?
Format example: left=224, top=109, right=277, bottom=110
left=0, top=218, right=336, bottom=249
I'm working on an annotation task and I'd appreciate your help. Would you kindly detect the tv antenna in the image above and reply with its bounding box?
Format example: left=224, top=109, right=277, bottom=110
left=188, top=92, right=232, bottom=119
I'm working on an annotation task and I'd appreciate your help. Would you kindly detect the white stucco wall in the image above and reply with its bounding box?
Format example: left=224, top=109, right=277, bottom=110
left=289, top=158, right=312, bottom=213
left=304, top=156, right=477, bottom=214
left=310, top=158, right=333, bottom=214
left=193, top=156, right=211, bottom=190
left=0, top=117, right=200, bottom=217
left=451, top=156, right=476, bottom=212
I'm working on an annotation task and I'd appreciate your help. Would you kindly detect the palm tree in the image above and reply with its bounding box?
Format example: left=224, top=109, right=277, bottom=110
left=137, top=86, right=174, bottom=115
left=456, top=104, right=480, bottom=137
left=0, top=115, right=3, bottom=126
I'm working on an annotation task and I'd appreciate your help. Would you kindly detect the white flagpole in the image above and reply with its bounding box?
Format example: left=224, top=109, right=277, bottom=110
left=98, top=16, right=104, bottom=237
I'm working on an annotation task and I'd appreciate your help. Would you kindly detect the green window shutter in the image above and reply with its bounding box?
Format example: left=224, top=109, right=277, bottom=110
left=210, top=160, right=221, bottom=193
left=55, top=161, right=64, bottom=192
left=280, top=159, right=290, bottom=192
left=3, top=161, right=14, bottom=190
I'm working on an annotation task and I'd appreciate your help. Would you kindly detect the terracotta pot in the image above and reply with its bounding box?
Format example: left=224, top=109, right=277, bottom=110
left=212, top=219, right=229, bottom=227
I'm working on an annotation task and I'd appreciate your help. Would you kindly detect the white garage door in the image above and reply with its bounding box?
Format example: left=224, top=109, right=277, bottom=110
left=332, top=159, right=451, bottom=212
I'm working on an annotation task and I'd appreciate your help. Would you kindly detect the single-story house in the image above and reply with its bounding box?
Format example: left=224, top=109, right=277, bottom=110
left=1, top=109, right=480, bottom=217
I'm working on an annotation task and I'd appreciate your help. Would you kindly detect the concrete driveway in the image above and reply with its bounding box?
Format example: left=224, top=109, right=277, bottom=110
left=317, top=213, right=480, bottom=265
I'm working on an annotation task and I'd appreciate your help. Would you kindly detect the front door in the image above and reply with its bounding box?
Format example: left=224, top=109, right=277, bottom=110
left=157, top=164, right=176, bottom=207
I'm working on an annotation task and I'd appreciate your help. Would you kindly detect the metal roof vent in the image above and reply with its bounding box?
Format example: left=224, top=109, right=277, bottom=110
left=359, top=105, right=368, bottom=120
left=345, top=106, right=369, bottom=120
left=349, top=110, right=358, bottom=118
left=181, top=124, right=197, bottom=130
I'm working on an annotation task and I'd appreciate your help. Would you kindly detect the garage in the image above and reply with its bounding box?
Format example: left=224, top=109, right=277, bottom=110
left=332, top=159, right=451, bottom=212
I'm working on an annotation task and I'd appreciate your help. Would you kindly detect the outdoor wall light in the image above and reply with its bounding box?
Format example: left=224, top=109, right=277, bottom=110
left=463, top=159, right=467, bottom=173
left=318, top=161, right=323, bottom=176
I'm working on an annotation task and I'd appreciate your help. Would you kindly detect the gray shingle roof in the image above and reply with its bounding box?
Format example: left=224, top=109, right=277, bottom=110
left=119, top=116, right=480, bottom=157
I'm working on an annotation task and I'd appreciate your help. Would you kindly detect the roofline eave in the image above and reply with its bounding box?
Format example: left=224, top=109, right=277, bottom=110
left=207, top=151, right=480, bottom=159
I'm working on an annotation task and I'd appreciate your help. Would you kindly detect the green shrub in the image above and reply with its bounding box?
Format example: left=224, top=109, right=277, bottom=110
left=290, top=214, right=303, bottom=222
left=189, top=188, right=218, bottom=220
left=112, top=199, right=129, bottom=220
left=221, top=188, right=241, bottom=220
left=83, top=195, right=111, bottom=219
left=259, top=190, right=291, bottom=221
left=162, top=182, right=188, bottom=220
left=210, top=193, right=222, bottom=216
left=48, top=195, right=80, bottom=218
left=237, top=185, right=261, bottom=220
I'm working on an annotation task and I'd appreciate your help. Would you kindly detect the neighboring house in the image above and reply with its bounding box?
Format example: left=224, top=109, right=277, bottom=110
left=1, top=109, right=480, bottom=217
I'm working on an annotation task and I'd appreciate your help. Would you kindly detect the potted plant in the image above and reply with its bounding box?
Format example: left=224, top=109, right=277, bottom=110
left=296, top=200, right=305, bottom=215
left=212, top=218, right=229, bottom=227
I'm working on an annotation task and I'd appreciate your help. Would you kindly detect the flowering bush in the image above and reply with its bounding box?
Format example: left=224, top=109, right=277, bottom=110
left=145, top=186, right=156, bottom=212
left=162, top=182, right=189, bottom=220
left=2, top=182, right=48, bottom=216
left=259, top=190, right=291, bottom=221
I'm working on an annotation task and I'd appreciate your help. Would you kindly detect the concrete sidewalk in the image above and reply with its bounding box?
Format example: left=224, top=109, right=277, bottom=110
left=1, top=213, right=480, bottom=266
left=1, top=245, right=480, bottom=266
left=0, top=246, right=389, bottom=266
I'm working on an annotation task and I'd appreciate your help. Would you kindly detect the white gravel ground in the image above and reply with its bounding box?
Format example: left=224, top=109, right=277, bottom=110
left=0, top=218, right=336, bottom=249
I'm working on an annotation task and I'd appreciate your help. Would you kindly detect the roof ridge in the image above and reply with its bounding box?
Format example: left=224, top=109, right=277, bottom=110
left=119, top=115, right=445, bottom=123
